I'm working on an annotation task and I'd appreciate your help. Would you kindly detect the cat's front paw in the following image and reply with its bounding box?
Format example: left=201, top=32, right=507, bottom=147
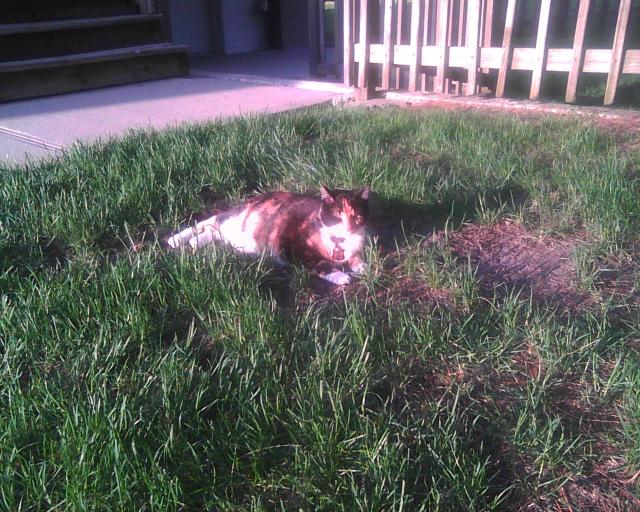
left=166, top=234, right=181, bottom=249
left=321, top=270, right=352, bottom=286
left=350, top=261, right=367, bottom=275
left=166, top=228, right=192, bottom=249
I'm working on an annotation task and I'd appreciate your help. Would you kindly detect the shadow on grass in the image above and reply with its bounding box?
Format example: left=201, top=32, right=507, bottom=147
left=379, top=358, right=524, bottom=509
left=0, top=236, right=71, bottom=275
left=368, top=183, right=529, bottom=254
left=386, top=352, right=638, bottom=510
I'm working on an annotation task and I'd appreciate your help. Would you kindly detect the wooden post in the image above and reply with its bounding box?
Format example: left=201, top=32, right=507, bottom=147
left=604, top=0, right=632, bottom=106
left=529, top=0, right=551, bottom=100
left=344, top=0, right=354, bottom=86
left=408, top=0, right=424, bottom=92
left=565, top=0, right=590, bottom=104
left=496, top=0, right=515, bottom=98
left=435, top=0, right=449, bottom=92
left=466, top=0, right=481, bottom=95
left=357, top=0, right=374, bottom=99
left=382, top=0, right=394, bottom=90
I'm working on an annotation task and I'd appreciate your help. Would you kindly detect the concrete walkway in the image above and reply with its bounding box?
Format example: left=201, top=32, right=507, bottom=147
left=0, top=68, right=350, bottom=167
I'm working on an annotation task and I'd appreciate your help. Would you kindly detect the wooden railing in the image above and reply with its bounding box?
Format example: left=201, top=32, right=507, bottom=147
left=344, top=0, right=640, bottom=105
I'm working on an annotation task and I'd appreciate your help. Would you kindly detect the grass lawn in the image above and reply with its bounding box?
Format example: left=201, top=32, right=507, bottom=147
left=1, top=105, right=639, bottom=511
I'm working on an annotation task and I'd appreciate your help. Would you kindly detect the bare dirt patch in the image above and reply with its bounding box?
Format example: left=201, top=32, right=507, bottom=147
left=446, top=220, right=591, bottom=312
left=534, top=462, right=640, bottom=512
left=441, top=220, right=639, bottom=315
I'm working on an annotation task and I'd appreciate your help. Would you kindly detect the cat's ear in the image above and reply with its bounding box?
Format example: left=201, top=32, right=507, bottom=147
left=320, top=185, right=335, bottom=203
left=359, top=187, right=370, bottom=201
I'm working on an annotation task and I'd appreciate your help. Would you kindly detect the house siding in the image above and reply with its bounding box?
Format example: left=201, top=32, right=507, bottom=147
left=220, top=0, right=268, bottom=54
left=168, top=0, right=215, bottom=54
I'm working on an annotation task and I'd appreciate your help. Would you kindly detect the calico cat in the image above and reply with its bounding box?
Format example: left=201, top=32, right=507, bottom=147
left=166, top=186, right=370, bottom=285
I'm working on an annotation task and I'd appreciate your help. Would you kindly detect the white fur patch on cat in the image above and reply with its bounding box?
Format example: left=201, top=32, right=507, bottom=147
left=321, top=270, right=352, bottom=285
left=168, top=211, right=263, bottom=254
left=208, top=211, right=260, bottom=253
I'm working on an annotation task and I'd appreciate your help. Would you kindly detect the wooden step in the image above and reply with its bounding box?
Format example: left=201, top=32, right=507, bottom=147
left=0, top=44, right=190, bottom=102
left=1, top=1, right=138, bottom=24
left=0, top=15, right=165, bottom=62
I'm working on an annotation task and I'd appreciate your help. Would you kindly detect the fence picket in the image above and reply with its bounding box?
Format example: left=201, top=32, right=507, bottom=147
left=444, top=0, right=454, bottom=92
left=480, top=0, right=494, bottom=91
left=435, top=0, right=450, bottom=92
left=466, top=0, right=481, bottom=95
left=529, top=0, right=552, bottom=100
left=456, top=0, right=466, bottom=93
left=421, top=0, right=432, bottom=91
left=604, top=0, right=632, bottom=106
left=408, top=0, right=424, bottom=91
left=382, top=0, right=394, bottom=90
left=357, top=0, right=371, bottom=95
left=565, top=0, right=591, bottom=104
left=395, top=0, right=405, bottom=89
left=496, top=0, right=516, bottom=97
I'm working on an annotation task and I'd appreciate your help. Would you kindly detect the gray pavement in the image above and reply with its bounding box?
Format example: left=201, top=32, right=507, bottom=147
left=0, top=70, right=350, bottom=166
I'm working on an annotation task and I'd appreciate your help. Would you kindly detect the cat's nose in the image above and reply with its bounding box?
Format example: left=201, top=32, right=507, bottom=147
left=331, top=236, right=345, bottom=244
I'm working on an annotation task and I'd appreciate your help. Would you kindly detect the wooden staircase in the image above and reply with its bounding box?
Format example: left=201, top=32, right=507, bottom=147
left=0, top=0, right=189, bottom=102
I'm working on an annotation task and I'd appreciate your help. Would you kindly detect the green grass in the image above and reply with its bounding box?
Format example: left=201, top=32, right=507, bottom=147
left=1, top=106, right=639, bottom=510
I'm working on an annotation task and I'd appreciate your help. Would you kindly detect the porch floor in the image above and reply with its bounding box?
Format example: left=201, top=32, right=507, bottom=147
left=190, top=47, right=339, bottom=82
